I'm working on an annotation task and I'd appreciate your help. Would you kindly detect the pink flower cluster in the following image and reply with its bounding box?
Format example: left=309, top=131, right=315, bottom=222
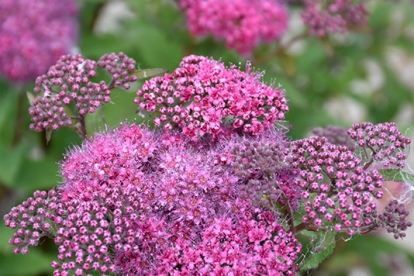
left=179, top=0, right=289, bottom=54
left=5, top=124, right=302, bottom=275
left=0, top=0, right=78, bottom=83
left=348, top=122, right=410, bottom=169
left=301, top=0, right=369, bottom=36
left=293, top=122, right=412, bottom=236
left=134, top=55, right=288, bottom=140
left=290, top=136, right=385, bottom=235
left=29, top=53, right=138, bottom=133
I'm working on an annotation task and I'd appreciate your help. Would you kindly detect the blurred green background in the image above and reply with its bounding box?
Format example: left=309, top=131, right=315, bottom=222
left=1, top=0, right=414, bottom=275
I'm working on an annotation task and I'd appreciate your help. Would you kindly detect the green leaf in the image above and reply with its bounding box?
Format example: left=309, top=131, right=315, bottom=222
left=0, top=143, right=26, bottom=186
left=0, top=224, right=12, bottom=255
left=0, top=91, right=16, bottom=133
left=129, top=25, right=183, bottom=68
left=300, top=230, right=336, bottom=271
left=14, top=158, right=59, bottom=190
left=130, top=68, right=168, bottom=79
left=0, top=248, right=54, bottom=276
left=45, top=127, right=53, bottom=145
left=379, top=169, right=414, bottom=183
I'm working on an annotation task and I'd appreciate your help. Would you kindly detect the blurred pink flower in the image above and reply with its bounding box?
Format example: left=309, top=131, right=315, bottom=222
left=179, top=0, right=289, bottom=54
left=0, top=0, right=78, bottom=83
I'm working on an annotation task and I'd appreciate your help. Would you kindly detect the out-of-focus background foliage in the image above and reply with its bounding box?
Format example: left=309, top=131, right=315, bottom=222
left=1, top=0, right=414, bottom=275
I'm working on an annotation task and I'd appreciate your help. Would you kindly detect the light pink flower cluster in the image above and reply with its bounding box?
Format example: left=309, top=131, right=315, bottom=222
left=5, top=123, right=302, bottom=275
left=0, top=0, right=78, bottom=83
left=134, top=55, right=288, bottom=140
left=301, top=0, right=369, bottom=36
left=179, top=0, right=289, bottom=54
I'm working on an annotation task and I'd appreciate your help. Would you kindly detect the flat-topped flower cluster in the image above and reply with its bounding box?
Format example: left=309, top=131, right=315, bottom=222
left=134, top=55, right=288, bottom=139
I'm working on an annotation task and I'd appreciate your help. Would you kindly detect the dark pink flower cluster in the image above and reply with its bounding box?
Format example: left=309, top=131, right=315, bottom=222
left=29, top=53, right=138, bottom=133
left=5, top=123, right=302, bottom=275
left=0, top=0, right=78, bottom=83
left=134, top=55, right=288, bottom=140
left=179, top=0, right=289, bottom=54
left=301, top=0, right=369, bottom=36
left=379, top=200, right=412, bottom=239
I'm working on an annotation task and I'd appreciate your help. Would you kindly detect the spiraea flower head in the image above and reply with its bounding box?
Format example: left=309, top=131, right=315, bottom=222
left=290, top=135, right=383, bottom=235
left=301, top=0, right=369, bottom=36
left=291, top=122, right=412, bottom=237
left=179, top=0, right=289, bottom=54
left=4, top=123, right=302, bottom=275
left=134, top=55, right=288, bottom=140
left=59, top=123, right=157, bottom=202
left=28, top=52, right=138, bottom=136
left=0, top=0, right=78, bottom=83
left=347, top=122, right=411, bottom=169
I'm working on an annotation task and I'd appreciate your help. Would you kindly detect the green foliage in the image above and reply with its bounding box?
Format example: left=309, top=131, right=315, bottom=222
left=379, top=169, right=414, bottom=183
left=0, top=249, right=55, bottom=276
left=0, top=143, right=26, bottom=186
left=300, top=230, right=337, bottom=271
left=131, top=68, right=168, bottom=79
left=321, top=235, right=414, bottom=275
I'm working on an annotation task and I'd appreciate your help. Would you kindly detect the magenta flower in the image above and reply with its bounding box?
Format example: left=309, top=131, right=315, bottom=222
left=134, top=55, right=288, bottom=140
left=4, top=123, right=302, bottom=275
left=0, top=0, right=78, bottom=83
left=179, top=0, right=289, bottom=54
left=59, top=123, right=157, bottom=202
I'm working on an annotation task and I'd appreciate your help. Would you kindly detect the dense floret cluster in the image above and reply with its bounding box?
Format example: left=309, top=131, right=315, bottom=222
left=5, top=124, right=302, bottom=276
left=0, top=0, right=78, bottom=83
left=28, top=53, right=138, bottom=138
left=290, top=135, right=385, bottom=235
left=227, top=128, right=302, bottom=211
left=348, top=122, right=410, bottom=169
left=179, top=0, right=289, bottom=54
left=134, top=55, right=288, bottom=140
left=379, top=200, right=413, bottom=239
